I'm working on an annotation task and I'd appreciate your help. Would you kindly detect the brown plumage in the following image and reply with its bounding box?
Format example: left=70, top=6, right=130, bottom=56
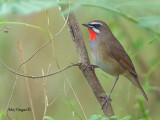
left=82, top=20, right=148, bottom=102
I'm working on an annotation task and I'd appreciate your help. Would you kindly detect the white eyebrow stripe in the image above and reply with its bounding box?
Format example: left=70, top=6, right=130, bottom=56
left=90, top=22, right=103, bottom=25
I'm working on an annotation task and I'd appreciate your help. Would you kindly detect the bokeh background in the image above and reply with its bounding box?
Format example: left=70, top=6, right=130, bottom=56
left=0, top=0, right=160, bottom=120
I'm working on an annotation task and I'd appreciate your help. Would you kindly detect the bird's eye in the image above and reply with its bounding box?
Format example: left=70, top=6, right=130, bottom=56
left=92, top=24, right=101, bottom=28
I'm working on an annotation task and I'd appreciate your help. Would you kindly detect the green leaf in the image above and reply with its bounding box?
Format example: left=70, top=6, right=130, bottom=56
left=115, top=1, right=160, bottom=9
left=0, top=110, right=4, bottom=119
left=101, top=117, right=108, bottom=120
left=62, top=0, right=88, bottom=15
left=120, top=115, right=132, bottom=120
left=137, top=16, right=160, bottom=28
left=89, top=115, right=101, bottom=120
left=0, top=0, right=58, bottom=16
left=43, top=116, right=55, bottom=120
left=109, top=115, right=119, bottom=119
left=133, top=39, right=144, bottom=50
left=148, top=36, right=159, bottom=45
left=145, top=59, right=160, bottom=78
left=0, top=19, right=4, bottom=22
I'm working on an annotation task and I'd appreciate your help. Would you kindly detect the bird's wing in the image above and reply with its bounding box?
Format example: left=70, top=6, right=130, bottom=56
left=108, top=39, right=137, bottom=77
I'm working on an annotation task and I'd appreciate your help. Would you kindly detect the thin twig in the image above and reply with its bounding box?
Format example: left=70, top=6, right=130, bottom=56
left=63, top=73, right=87, bottom=120
left=49, top=5, right=86, bottom=118
left=45, top=10, right=54, bottom=39
left=0, top=58, right=81, bottom=79
left=51, top=42, right=85, bottom=119
left=18, top=11, right=69, bottom=69
left=6, top=79, right=18, bottom=120
left=17, top=40, right=52, bottom=69
left=63, top=79, right=83, bottom=120
left=18, top=42, right=36, bottom=120
left=0, top=25, right=6, bottom=31
left=42, top=64, right=57, bottom=118
left=42, top=68, right=48, bottom=118
left=0, top=25, right=10, bottom=33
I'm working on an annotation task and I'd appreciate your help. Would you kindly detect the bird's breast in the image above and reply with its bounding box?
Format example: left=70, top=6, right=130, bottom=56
left=90, top=39, right=125, bottom=76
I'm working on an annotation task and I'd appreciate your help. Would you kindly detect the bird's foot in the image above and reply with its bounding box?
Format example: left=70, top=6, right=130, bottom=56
left=100, top=95, right=112, bottom=109
left=82, top=64, right=99, bottom=70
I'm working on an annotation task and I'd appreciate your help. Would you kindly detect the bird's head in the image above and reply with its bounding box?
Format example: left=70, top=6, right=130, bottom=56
left=82, top=20, right=109, bottom=41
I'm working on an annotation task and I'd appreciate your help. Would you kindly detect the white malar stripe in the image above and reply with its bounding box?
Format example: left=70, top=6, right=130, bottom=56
left=92, top=27, right=100, bottom=33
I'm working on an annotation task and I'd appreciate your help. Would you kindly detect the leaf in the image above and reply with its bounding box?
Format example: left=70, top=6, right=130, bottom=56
left=43, top=116, right=55, bottom=120
left=133, top=39, right=144, bottom=50
left=137, top=16, right=160, bottom=28
left=0, top=0, right=58, bottom=16
left=62, top=0, right=89, bottom=15
left=89, top=115, right=101, bottom=120
left=101, top=117, right=108, bottom=120
left=148, top=36, right=159, bottom=45
left=0, top=19, right=4, bottom=22
left=120, top=115, right=132, bottom=120
left=115, top=1, right=160, bottom=9
left=0, top=2, right=13, bottom=16
left=109, top=115, right=119, bottom=119
left=146, top=59, right=160, bottom=78
left=0, top=110, right=4, bottom=119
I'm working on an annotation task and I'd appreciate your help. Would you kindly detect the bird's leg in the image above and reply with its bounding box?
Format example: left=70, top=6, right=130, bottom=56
left=82, top=64, right=99, bottom=70
left=101, top=75, right=119, bottom=109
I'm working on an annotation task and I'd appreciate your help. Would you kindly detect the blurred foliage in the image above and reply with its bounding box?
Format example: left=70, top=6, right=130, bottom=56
left=89, top=114, right=131, bottom=120
left=1, top=0, right=160, bottom=42
left=0, top=0, right=56, bottom=16
left=0, top=0, right=160, bottom=120
left=43, top=116, right=55, bottom=120
left=0, top=110, right=5, bottom=119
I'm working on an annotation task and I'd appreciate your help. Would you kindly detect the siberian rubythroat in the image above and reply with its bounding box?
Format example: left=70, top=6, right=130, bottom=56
left=82, top=20, right=148, bottom=105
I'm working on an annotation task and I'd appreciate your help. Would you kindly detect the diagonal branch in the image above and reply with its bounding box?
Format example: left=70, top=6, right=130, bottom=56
left=60, top=6, right=115, bottom=118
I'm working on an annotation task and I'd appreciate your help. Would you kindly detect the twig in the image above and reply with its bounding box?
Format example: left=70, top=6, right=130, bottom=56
left=0, top=58, right=81, bottom=79
left=6, top=78, right=18, bottom=120
left=45, top=10, right=54, bottom=39
left=18, top=42, right=36, bottom=120
left=42, top=65, right=57, bottom=118
left=17, top=40, right=52, bottom=69
left=51, top=42, right=85, bottom=119
left=60, top=5, right=115, bottom=118
left=0, top=25, right=6, bottom=31
left=48, top=8, right=86, bottom=119
left=63, top=72, right=86, bottom=120
left=18, top=11, right=68, bottom=69
left=63, top=79, right=83, bottom=120
left=0, top=25, right=10, bottom=33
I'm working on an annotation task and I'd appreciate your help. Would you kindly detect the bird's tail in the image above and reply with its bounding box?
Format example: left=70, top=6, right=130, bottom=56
left=125, top=74, right=148, bottom=101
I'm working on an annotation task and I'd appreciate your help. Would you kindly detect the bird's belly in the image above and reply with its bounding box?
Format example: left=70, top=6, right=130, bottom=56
left=91, top=52, right=124, bottom=76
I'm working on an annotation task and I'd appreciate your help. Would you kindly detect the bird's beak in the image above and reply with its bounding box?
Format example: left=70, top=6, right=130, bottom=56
left=82, top=24, right=91, bottom=28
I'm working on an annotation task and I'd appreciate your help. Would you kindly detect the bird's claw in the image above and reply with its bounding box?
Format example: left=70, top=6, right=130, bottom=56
left=100, top=95, right=112, bottom=109
left=82, top=64, right=99, bottom=70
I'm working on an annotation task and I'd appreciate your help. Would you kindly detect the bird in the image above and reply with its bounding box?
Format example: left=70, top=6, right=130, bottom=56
left=82, top=20, right=148, bottom=107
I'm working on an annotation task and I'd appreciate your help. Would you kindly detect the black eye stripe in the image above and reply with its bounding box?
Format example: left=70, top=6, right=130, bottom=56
left=89, top=24, right=101, bottom=28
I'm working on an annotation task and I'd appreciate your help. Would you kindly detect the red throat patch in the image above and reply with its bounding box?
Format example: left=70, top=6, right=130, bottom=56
left=89, top=28, right=97, bottom=41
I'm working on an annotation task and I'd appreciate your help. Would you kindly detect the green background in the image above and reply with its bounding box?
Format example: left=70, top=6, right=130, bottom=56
left=0, top=0, right=160, bottom=120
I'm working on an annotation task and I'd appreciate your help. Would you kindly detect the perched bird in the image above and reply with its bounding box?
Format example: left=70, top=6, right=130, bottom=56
left=82, top=20, right=148, bottom=106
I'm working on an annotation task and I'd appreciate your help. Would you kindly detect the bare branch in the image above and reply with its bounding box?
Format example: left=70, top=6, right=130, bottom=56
left=0, top=58, right=81, bottom=79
